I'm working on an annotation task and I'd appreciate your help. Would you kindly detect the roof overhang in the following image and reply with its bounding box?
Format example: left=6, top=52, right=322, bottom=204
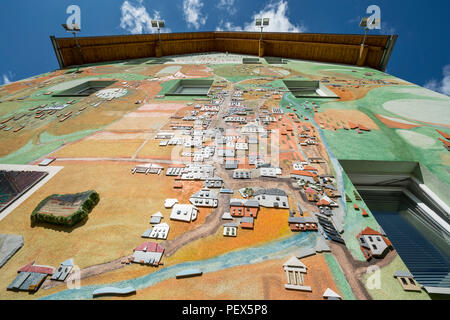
left=50, top=31, right=397, bottom=71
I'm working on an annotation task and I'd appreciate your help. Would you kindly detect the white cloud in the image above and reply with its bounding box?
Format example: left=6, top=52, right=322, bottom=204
left=216, top=20, right=242, bottom=31
left=217, top=0, right=306, bottom=33
left=183, top=0, right=207, bottom=30
left=217, top=0, right=237, bottom=15
left=120, top=0, right=170, bottom=34
left=424, top=64, right=450, bottom=96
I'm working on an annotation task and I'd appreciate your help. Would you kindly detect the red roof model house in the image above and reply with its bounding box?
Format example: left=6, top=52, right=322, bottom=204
left=357, top=227, right=393, bottom=261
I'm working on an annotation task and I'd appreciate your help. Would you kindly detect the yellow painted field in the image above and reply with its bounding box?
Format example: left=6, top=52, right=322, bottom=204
left=165, top=207, right=292, bottom=265
left=0, top=161, right=208, bottom=299
left=51, top=138, right=144, bottom=158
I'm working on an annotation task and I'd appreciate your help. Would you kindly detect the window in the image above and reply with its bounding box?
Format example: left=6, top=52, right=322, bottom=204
left=165, top=79, right=213, bottom=96
left=283, top=80, right=338, bottom=99
left=52, top=80, right=117, bottom=97
left=243, top=57, right=261, bottom=64
left=372, top=244, right=378, bottom=250
left=265, top=57, right=286, bottom=64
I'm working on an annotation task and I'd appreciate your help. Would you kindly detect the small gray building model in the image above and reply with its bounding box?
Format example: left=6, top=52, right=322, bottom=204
left=233, top=170, right=251, bottom=179
left=189, top=188, right=218, bottom=207
left=225, top=161, right=239, bottom=170
left=7, top=261, right=54, bottom=292
left=51, top=258, right=74, bottom=281
left=131, top=242, right=165, bottom=266
left=223, top=222, right=238, bottom=237
left=150, top=212, right=164, bottom=224
left=254, top=188, right=289, bottom=209
left=204, top=177, right=224, bottom=188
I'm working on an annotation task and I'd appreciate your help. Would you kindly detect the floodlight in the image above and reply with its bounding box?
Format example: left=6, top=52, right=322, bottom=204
left=62, top=23, right=80, bottom=32
left=359, top=16, right=379, bottom=46
left=359, top=17, right=369, bottom=28
left=256, top=17, right=269, bottom=41
left=360, top=17, right=379, bottom=29
left=152, top=19, right=166, bottom=42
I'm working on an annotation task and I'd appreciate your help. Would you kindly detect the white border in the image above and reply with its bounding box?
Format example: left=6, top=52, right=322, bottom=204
left=0, top=164, right=64, bottom=222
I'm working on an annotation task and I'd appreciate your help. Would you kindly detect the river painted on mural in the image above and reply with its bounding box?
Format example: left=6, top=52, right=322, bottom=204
left=41, top=232, right=316, bottom=300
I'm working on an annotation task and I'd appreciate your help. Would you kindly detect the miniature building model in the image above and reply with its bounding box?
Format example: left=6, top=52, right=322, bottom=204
left=189, top=188, right=218, bottom=207
left=358, top=227, right=393, bottom=260
left=51, top=258, right=74, bottom=281
left=181, top=164, right=215, bottom=180
left=240, top=216, right=255, bottom=229
left=204, top=177, right=224, bottom=188
left=323, top=288, right=342, bottom=300
left=254, top=188, right=289, bottom=209
left=233, top=170, right=251, bottom=179
left=290, top=170, right=318, bottom=184
left=223, top=222, right=238, bottom=237
left=288, top=217, right=318, bottom=232
left=149, top=223, right=170, bottom=240
left=150, top=212, right=164, bottom=224
left=283, top=256, right=311, bottom=292
left=170, top=204, right=198, bottom=222
left=222, top=211, right=233, bottom=220
left=260, top=167, right=282, bottom=178
left=317, top=213, right=345, bottom=244
left=393, top=271, right=422, bottom=292
left=164, top=199, right=178, bottom=208
left=229, top=199, right=260, bottom=218
left=7, top=261, right=54, bottom=292
left=131, top=163, right=163, bottom=175
left=131, top=242, right=164, bottom=266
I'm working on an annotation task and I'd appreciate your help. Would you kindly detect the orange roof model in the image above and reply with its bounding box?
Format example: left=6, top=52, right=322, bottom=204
left=291, top=170, right=317, bottom=177
left=436, top=129, right=450, bottom=140
left=360, top=226, right=381, bottom=236
left=438, top=138, right=450, bottom=148
left=361, top=208, right=369, bottom=217
left=304, top=187, right=318, bottom=194
left=348, top=121, right=358, bottom=130
left=353, top=204, right=359, bottom=210
left=358, top=124, right=371, bottom=131
left=317, top=199, right=330, bottom=206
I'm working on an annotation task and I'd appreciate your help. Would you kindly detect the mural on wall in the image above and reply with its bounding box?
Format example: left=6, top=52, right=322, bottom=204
left=0, top=53, right=448, bottom=300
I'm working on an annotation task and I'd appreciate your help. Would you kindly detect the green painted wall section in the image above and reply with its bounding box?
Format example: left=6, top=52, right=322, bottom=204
left=323, top=253, right=356, bottom=300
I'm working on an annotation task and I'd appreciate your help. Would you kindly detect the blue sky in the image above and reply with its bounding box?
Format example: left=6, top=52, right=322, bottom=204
left=0, top=0, right=449, bottom=95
